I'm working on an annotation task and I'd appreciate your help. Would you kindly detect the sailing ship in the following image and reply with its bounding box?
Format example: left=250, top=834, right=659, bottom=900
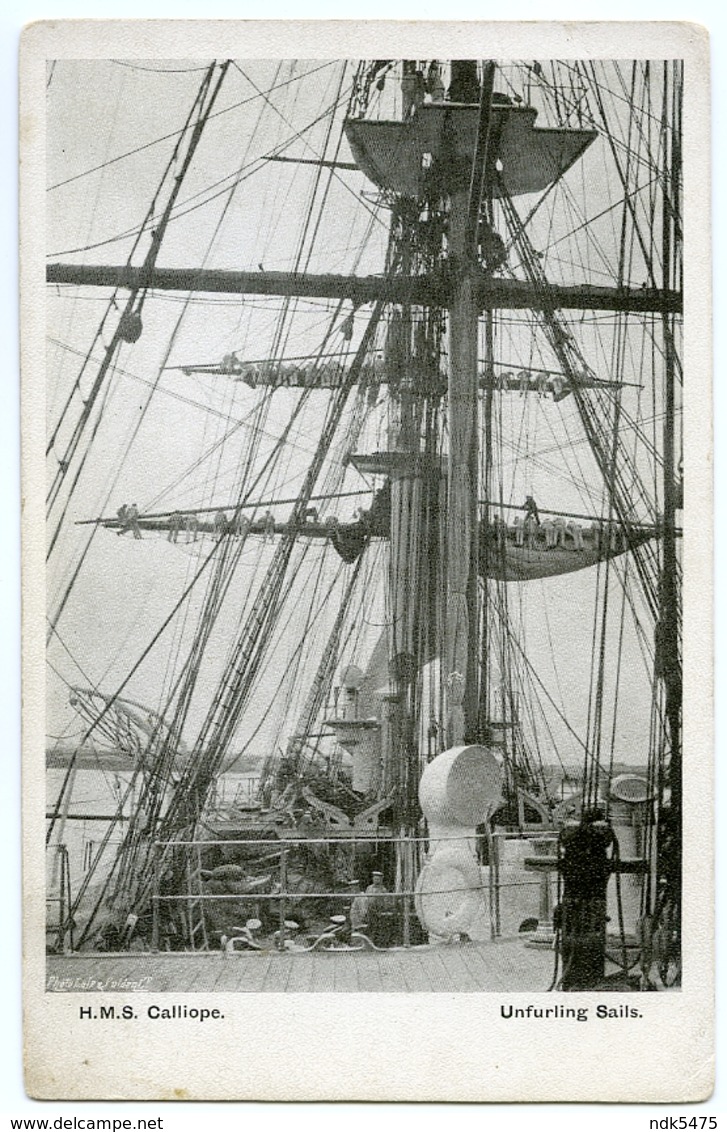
left=45, top=55, right=682, bottom=992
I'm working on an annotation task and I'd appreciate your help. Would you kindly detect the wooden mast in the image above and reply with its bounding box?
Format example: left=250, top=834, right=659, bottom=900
left=444, top=60, right=495, bottom=745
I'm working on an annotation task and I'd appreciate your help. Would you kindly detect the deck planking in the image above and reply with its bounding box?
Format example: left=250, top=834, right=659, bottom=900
left=422, top=946, right=458, bottom=993
left=262, top=954, right=293, bottom=993
left=356, top=952, right=386, bottom=992
left=215, top=953, right=272, bottom=993
left=285, top=954, right=314, bottom=993
left=395, top=951, right=430, bottom=993
left=47, top=938, right=554, bottom=993
left=308, top=952, right=335, bottom=993
left=242, top=954, right=274, bottom=992
left=458, top=941, right=501, bottom=991
left=210, top=956, right=256, bottom=991
left=432, top=945, right=472, bottom=990
left=375, top=951, right=402, bottom=992
left=332, top=952, right=360, bottom=993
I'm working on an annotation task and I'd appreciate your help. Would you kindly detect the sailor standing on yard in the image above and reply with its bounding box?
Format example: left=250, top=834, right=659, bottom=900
left=116, top=503, right=143, bottom=539
left=263, top=509, right=276, bottom=542
left=522, top=494, right=541, bottom=525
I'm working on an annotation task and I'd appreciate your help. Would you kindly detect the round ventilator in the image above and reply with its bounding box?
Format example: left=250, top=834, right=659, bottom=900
left=610, top=773, right=650, bottom=803
left=419, top=744, right=503, bottom=826
left=416, top=746, right=503, bottom=940
left=415, top=846, right=485, bottom=938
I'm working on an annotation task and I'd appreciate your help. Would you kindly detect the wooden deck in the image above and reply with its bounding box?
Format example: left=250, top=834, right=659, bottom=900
left=47, top=938, right=555, bottom=993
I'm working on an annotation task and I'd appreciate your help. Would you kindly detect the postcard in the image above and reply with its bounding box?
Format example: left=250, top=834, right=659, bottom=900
left=21, top=18, right=713, bottom=1101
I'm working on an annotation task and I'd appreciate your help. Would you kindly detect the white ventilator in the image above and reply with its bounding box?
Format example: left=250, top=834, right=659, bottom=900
left=415, top=745, right=503, bottom=941
left=608, top=774, right=651, bottom=938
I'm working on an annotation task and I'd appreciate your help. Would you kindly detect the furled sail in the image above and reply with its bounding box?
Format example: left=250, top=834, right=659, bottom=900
left=98, top=488, right=659, bottom=583
left=477, top=520, right=658, bottom=582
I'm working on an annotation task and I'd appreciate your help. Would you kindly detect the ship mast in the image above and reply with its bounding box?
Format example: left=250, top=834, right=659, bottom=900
left=443, top=61, right=490, bottom=744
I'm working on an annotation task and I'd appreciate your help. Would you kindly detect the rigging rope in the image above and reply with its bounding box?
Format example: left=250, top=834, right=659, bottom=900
left=47, top=62, right=338, bottom=194
left=93, top=304, right=386, bottom=928
left=47, top=62, right=230, bottom=565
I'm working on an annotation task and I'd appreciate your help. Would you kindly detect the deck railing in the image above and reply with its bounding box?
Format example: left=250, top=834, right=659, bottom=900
left=149, top=831, right=546, bottom=953
left=46, top=843, right=74, bottom=954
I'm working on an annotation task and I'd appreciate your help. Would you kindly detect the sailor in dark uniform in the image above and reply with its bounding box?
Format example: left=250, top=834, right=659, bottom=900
left=523, top=495, right=541, bottom=526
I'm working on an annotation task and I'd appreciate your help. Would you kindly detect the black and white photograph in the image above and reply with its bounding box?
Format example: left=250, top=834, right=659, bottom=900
left=21, top=19, right=713, bottom=1101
